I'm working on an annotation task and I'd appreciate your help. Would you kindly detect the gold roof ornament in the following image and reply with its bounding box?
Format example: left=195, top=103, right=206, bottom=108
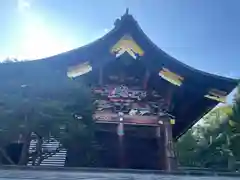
left=170, top=119, right=175, bottom=125
left=67, top=62, right=92, bottom=78
left=204, top=89, right=227, bottom=103
left=111, top=35, right=144, bottom=59
left=159, top=68, right=184, bottom=86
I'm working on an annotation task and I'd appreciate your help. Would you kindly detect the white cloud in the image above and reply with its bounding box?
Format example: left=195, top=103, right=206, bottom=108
left=104, top=28, right=110, bottom=33
left=17, top=0, right=31, bottom=12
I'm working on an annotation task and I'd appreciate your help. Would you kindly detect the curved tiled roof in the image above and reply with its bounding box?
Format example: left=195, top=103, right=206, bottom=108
left=0, top=10, right=238, bottom=138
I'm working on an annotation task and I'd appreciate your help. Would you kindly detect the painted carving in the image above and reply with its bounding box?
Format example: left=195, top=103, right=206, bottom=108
left=159, top=68, right=184, bottom=86
left=94, top=85, right=147, bottom=100
left=111, top=35, right=144, bottom=59
left=67, top=62, right=92, bottom=78
left=108, top=85, right=147, bottom=100
left=93, top=84, right=173, bottom=126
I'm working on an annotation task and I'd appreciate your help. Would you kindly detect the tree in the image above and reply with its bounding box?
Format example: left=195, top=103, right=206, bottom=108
left=58, top=81, right=98, bottom=167
left=0, top=88, right=66, bottom=165
left=0, top=59, right=98, bottom=166
left=176, top=129, right=200, bottom=167
left=177, top=84, right=240, bottom=170
left=0, top=70, right=96, bottom=166
left=229, top=85, right=240, bottom=163
left=176, top=105, right=234, bottom=169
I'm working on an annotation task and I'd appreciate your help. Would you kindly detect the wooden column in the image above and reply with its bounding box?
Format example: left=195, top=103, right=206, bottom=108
left=156, top=125, right=164, bottom=169
left=117, top=112, right=125, bottom=168
left=163, top=86, right=177, bottom=171
left=143, top=69, right=150, bottom=90
left=99, top=66, right=103, bottom=85
left=163, top=118, right=176, bottom=171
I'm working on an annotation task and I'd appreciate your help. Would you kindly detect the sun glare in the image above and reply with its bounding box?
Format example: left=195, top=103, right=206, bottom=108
left=19, top=18, right=75, bottom=60
left=16, top=1, right=77, bottom=61
left=7, top=0, right=99, bottom=61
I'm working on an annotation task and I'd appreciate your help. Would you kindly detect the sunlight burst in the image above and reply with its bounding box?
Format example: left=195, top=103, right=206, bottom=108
left=17, top=0, right=31, bottom=12
left=19, top=16, right=77, bottom=60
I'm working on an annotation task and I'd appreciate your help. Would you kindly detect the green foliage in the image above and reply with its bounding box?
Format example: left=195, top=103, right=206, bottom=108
left=229, top=85, right=240, bottom=161
left=0, top=67, right=95, bottom=165
left=176, top=129, right=200, bottom=167
left=177, top=87, right=240, bottom=170
left=230, top=85, right=240, bottom=125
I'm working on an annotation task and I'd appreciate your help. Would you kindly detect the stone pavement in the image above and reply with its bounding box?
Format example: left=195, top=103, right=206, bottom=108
left=0, top=169, right=239, bottom=180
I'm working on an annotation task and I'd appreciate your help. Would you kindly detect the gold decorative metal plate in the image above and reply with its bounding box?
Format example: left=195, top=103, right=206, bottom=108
left=159, top=68, right=184, bottom=86
left=204, top=89, right=227, bottom=103
left=170, top=119, right=175, bottom=125
left=67, top=62, right=92, bottom=78
left=111, top=35, right=144, bottom=59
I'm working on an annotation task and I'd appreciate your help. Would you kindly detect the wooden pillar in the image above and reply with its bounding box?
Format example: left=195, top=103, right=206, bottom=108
left=166, top=85, right=173, bottom=111
left=143, top=69, right=150, bottom=90
left=117, top=112, right=125, bottom=168
left=163, top=86, right=177, bottom=171
left=163, top=118, right=176, bottom=171
left=99, top=66, right=103, bottom=85
left=156, top=125, right=164, bottom=169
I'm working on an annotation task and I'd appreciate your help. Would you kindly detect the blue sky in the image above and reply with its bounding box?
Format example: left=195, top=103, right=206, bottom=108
left=0, top=0, right=240, bottom=79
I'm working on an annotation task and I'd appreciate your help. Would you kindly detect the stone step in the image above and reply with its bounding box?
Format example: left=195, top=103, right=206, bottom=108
left=27, top=137, right=67, bottom=167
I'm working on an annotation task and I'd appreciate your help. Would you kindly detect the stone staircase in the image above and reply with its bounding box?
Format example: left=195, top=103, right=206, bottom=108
left=27, top=137, right=67, bottom=167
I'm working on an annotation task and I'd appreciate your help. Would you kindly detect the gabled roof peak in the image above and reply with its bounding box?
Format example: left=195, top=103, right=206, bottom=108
left=114, top=8, right=135, bottom=28
left=125, top=8, right=129, bottom=15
